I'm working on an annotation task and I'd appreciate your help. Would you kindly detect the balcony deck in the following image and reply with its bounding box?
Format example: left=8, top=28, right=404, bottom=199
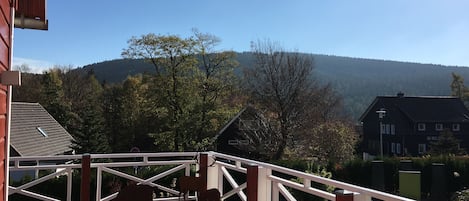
left=8, top=152, right=414, bottom=201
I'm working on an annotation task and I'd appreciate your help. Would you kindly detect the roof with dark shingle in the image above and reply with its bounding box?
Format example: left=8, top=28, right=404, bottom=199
left=360, top=95, right=469, bottom=122
left=10, top=102, right=74, bottom=156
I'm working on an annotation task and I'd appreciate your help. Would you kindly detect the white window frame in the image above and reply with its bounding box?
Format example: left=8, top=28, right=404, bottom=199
left=390, top=124, right=395, bottom=135
left=391, top=143, right=396, bottom=153
left=435, top=123, right=443, bottom=131
left=385, top=124, right=390, bottom=135
left=452, top=123, right=460, bottom=131
left=418, top=144, right=426, bottom=154
left=228, top=140, right=239, bottom=145
left=418, top=123, right=426, bottom=131
left=396, top=143, right=401, bottom=154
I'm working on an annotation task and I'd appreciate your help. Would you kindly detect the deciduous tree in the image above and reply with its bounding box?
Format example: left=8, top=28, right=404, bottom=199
left=245, top=40, right=337, bottom=158
left=191, top=29, right=239, bottom=144
left=122, top=32, right=240, bottom=151
left=295, top=121, right=358, bottom=165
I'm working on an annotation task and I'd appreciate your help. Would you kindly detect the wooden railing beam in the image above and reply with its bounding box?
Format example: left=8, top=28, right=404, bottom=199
left=80, top=154, right=90, bottom=201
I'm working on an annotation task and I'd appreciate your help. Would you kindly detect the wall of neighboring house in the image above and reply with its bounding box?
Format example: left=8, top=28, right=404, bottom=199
left=0, top=0, right=11, bottom=200
left=363, top=102, right=469, bottom=156
left=362, top=102, right=424, bottom=156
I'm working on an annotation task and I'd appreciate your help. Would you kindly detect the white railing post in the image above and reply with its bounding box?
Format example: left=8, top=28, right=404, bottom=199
left=353, top=193, right=372, bottom=201
left=206, top=153, right=218, bottom=190
left=96, top=166, right=102, bottom=201
left=272, top=182, right=279, bottom=201
left=217, top=161, right=224, bottom=196
left=67, top=168, right=72, bottom=201
left=257, top=166, right=271, bottom=201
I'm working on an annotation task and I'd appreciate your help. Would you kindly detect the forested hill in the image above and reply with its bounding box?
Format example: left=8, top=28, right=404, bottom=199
left=82, top=52, right=469, bottom=120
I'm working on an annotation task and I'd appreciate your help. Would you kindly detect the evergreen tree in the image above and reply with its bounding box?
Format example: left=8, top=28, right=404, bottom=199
left=71, top=75, right=110, bottom=154
left=451, top=73, right=469, bottom=107
left=40, top=69, right=73, bottom=130
left=430, top=129, right=465, bottom=155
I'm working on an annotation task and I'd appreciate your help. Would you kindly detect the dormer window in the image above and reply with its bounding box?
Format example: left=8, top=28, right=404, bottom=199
left=452, top=124, right=460, bottom=131
left=435, top=124, right=443, bottom=131
left=418, top=123, right=426, bottom=131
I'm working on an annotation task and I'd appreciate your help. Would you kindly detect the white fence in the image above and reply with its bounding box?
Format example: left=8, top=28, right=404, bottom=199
left=8, top=152, right=415, bottom=201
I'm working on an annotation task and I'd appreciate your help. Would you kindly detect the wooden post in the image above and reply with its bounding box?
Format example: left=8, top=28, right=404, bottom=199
left=247, top=164, right=258, bottom=201
left=335, top=190, right=354, bottom=201
left=80, top=154, right=90, bottom=201
left=199, top=153, right=208, bottom=191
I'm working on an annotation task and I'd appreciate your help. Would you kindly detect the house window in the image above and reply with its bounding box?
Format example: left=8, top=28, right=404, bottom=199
left=396, top=143, right=401, bottom=154
left=435, top=123, right=443, bottom=131
left=418, top=144, right=426, bottom=154
left=380, top=124, right=386, bottom=134
left=418, top=123, right=426, bottom=131
left=229, top=139, right=249, bottom=145
left=427, top=136, right=438, bottom=141
left=452, top=124, right=460, bottom=131
left=391, top=143, right=396, bottom=153
left=390, top=125, right=395, bottom=135
left=385, top=124, right=390, bottom=135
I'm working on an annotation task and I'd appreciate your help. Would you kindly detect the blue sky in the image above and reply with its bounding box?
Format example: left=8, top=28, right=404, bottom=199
left=12, top=0, right=469, bottom=73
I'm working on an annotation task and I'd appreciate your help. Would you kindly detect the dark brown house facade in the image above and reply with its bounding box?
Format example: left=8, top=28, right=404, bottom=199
left=359, top=93, right=469, bottom=156
left=215, top=106, right=271, bottom=160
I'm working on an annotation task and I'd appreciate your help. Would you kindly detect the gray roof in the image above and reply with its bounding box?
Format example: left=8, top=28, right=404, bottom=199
left=359, top=95, right=469, bottom=123
left=10, top=102, right=74, bottom=156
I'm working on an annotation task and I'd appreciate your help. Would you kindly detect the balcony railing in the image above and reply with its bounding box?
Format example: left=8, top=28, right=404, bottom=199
left=8, top=152, right=414, bottom=201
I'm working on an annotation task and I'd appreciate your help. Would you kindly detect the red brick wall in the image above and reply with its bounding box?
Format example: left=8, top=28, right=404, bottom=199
left=0, top=0, right=11, bottom=200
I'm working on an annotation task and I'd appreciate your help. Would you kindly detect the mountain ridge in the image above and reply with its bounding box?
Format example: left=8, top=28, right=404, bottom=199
left=82, top=52, right=469, bottom=119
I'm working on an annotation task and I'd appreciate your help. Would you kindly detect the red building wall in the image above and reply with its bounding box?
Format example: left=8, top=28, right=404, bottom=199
left=0, top=0, right=11, bottom=200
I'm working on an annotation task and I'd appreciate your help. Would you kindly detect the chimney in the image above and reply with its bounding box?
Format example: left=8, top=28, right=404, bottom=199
left=397, top=92, right=404, bottom=97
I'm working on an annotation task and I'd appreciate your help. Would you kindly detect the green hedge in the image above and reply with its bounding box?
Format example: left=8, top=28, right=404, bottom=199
left=275, top=156, right=469, bottom=200
left=332, top=156, right=469, bottom=199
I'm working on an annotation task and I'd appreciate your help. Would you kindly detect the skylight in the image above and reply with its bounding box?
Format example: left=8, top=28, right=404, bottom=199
left=36, top=127, right=48, bottom=137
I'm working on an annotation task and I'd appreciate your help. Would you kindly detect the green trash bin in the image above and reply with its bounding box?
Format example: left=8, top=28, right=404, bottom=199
left=399, top=170, right=421, bottom=200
